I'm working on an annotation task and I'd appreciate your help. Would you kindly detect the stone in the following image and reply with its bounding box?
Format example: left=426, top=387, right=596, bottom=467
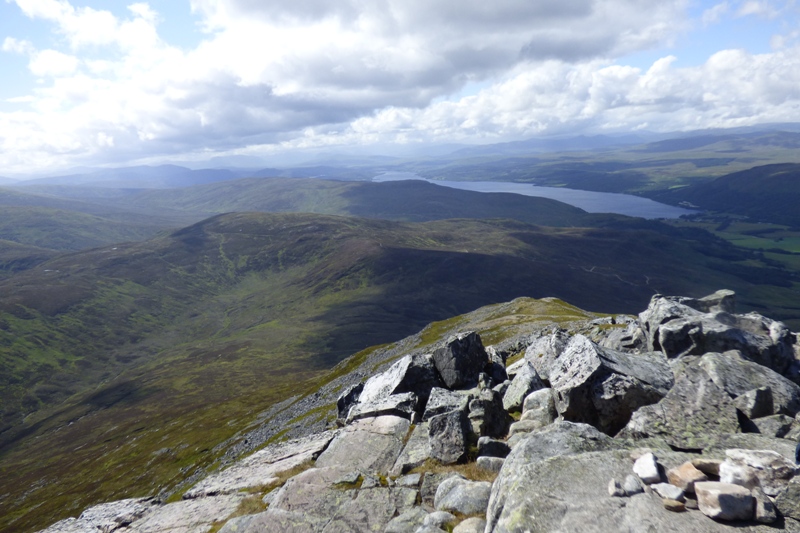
left=549, top=335, right=673, bottom=435
left=492, top=380, right=510, bottom=397
left=336, top=382, right=363, bottom=419
left=477, top=456, right=505, bottom=473
left=651, top=482, right=685, bottom=502
left=468, top=388, right=511, bottom=438
left=452, top=517, right=487, bottom=533
left=423, top=510, right=457, bottom=529
left=185, top=431, right=338, bottom=498
left=719, top=461, right=759, bottom=490
left=420, top=473, right=451, bottom=508
left=598, top=322, right=647, bottom=352
left=667, top=462, right=708, bottom=493
left=396, top=473, right=422, bottom=487
left=752, top=486, right=777, bottom=524
left=620, top=362, right=740, bottom=449
left=524, top=328, right=571, bottom=381
left=75, top=498, right=154, bottom=531
left=218, top=514, right=258, bottom=533
left=699, top=351, right=800, bottom=416
left=432, top=332, right=489, bottom=389
left=723, top=448, right=797, bottom=496
left=346, top=392, right=418, bottom=423
left=423, top=387, right=470, bottom=421
left=508, top=419, right=539, bottom=437
left=522, top=387, right=556, bottom=417
left=695, top=481, right=755, bottom=521
left=391, top=423, right=431, bottom=476
left=385, top=507, right=429, bottom=533
left=623, top=475, right=643, bottom=495
left=502, top=361, right=544, bottom=413
left=753, top=414, right=795, bottom=438
left=608, top=478, right=625, bottom=497
left=477, top=437, right=510, bottom=458
left=485, top=346, right=509, bottom=385
left=428, top=409, right=471, bottom=464
left=434, top=475, right=492, bottom=516
left=315, top=415, right=410, bottom=474
left=358, top=353, right=444, bottom=407
left=663, top=499, right=686, bottom=512
left=735, top=387, right=774, bottom=420
left=691, top=458, right=722, bottom=477
left=776, top=476, right=800, bottom=520
left=126, top=494, right=247, bottom=533
left=632, top=452, right=661, bottom=484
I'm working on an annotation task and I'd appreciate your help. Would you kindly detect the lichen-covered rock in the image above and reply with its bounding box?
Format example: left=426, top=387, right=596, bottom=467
left=752, top=414, right=796, bottom=438
left=502, top=361, right=544, bottom=413
left=390, top=422, right=431, bottom=476
left=477, top=437, right=510, bottom=458
left=316, top=415, right=410, bottom=474
left=434, top=475, right=492, bottom=516
left=428, top=409, right=471, bottom=464
left=423, top=387, right=470, bottom=421
left=452, top=517, right=487, bottom=533
left=468, top=388, right=510, bottom=438
left=384, top=507, right=428, bottom=533
left=358, top=353, right=443, bottom=407
left=432, top=332, right=488, bottom=389
left=524, top=328, right=570, bottom=381
left=735, top=387, right=774, bottom=420
left=549, top=335, right=673, bottom=434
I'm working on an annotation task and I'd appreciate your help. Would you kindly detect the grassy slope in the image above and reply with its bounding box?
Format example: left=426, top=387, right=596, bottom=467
left=2, top=211, right=796, bottom=531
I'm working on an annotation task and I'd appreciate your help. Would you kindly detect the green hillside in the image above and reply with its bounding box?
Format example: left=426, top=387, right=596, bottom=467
left=2, top=211, right=797, bottom=531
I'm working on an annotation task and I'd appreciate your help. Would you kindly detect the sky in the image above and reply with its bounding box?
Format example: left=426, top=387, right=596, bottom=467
left=1, top=0, right=800, bottom=174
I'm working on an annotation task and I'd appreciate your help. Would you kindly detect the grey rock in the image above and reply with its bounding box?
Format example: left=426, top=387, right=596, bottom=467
left=316, top=415, right=410, bottom=474
left=336, top=382, right=363, bottom=419
left=385, top=508, right=429, bottom=533
left=432, top=332, right=488, bottom=389
left=524, top=328, right=571, bottom=381
left=550, top=335, right=673, bottom=435
left=521, top=387, right=556, bottom=417
left=492, top=380, right=510, bottom=397
left=423, top=510, right=457, bottom=528
left=632, top=452, right=661, bottom=484
left=434, top=475, right=492, bottom=516
left=598, top=322, right=647, bottom=352
left=608, top=478, right=625, bottom=497
left=185, top=431, right=337, bottom=498
left=452, top=517, right=486, bottom=533
left=391, top=422, right=431, bottom=476
left=359, top=353, right=443, bottom=408
left=501, top=362, right=545, bottom=413
left=723, top=448, right=797, bottom=496
left=76, top=498, right=154, bottom=532
left=361, top=473, right=382, bottom=489
left=126, top=494, right=248, bottom=533
left=623, top=474, right=644, bottom=495
left=776, top=476, right=800, bottom=520
left=753, top=414, right=795, bottom=438
left=695, top=481, right=755, bottom=521
left=346, top=392, right=418, bottom=423
left=507, top=419, right=539, bottom=437
left=620, top=362, right=740, bottom=449
left=333, top=470, right=361, bottom=485
left=685, top=289, right=737, bottom=314
left=651, top=482, right=685, bottom=502
left=752, top=486, right=777, bottom=524
left=218, top=515, right=258, bottom=533
left=468, top=388, right=510, bottom=438
left=423, top=387, right=470, bottom=421
left=428, top=409, right=471, bottom=464
left=420, top=473, right=451, bottom=509
left=699, top=351, right=800, bottom=416
left=485, top=346, right=509, bottom=385
left=396, top=473, right=422, bottom=488
left=414, top=527, right=447, bottom=533
left=477, top=437, right=510, bottom=458
left=504, top=359, right=526, bottom=380
left=735, top=387, right=774, bottom=420
left=477, top=456, right=505, bottom=473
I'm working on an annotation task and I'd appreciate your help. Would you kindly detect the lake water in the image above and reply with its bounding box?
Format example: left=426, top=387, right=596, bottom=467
left=372, top=172, right=696, bottom=219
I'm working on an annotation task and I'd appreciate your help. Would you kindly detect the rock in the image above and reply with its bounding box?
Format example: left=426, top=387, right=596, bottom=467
left=485, top=346, right=508, bottom=385
left=651, top=482, right=685, bottom=502
left=358, top=352, right=444, bottom=408
left=423, top=387, right=471, bottom=421
left=524, top=328, right=571, bottom=381
left=623, top=474, right=644, bottom=495
left=508, top=419, right=539, bottom=437
left=632, top=452, right=662, bottom=484
left=218, top=514, right=258, bottom=533
left=75, top=498, right=154, bottom=531
left=722, top=448, right=797, bottom=496
left=608, top=478, right=625, bottom=497
left=752, top=486, right=778, bottom=524
left=423, top=510, right=457, bottom=529
left=346, top=392, right=418, bottom=423
left=385, top=507, right=429, bottom=533
left=184, top=431, right=337, bottom=498
left=468, top=388, right=510, bottom=438
left=432, top=332, right=489, bottom=389
left=477, top=437, right=510, bottom=458
left=420, top=473, right=451, bottom=508
left=502, top=362, right=544, bottom=413
left=391, top=422, right=432, bottom=476
left=336, top=382, right=363, bottom=419
left=620, top=362, right=740, bottom=449
left=686, top=289, right=737, bottom=314
left=663, top=499, right=687, bottom=512
left=452, top=517, right=487, bottom=533
left=695, top=481, right=755, bottom=521
left=316, top=415, right=410, bottom=474
left=691, top=458, right=722, bottom=477
left=549, top=335, right=673, bottom=434
left=735, top=387, right=774, bottom=420
left=127, top=494, right=247, bottom=533
left=699, top=351, right=800, bottom=416
left=776, top=476, right=800, bottom=520
left=434, top=475, right=492, bottom=515
left=492, top=380, right=511, bottom=397
left=428, top=409, right=471, bottom=464
left=753, top=414, right=795, bottom=438
left=667, top=462, right=708, bottom=493
left=599, top=322, right=647, bottom=352
left=520, top=388, right=556, bottom=429
left=477, top=456, right=505, bottom=473
left=396, top=473, right=422, bottom=488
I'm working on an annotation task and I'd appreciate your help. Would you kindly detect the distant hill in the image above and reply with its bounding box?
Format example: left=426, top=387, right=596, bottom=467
left=653, top=163, right=800, bottom=227
left=1, top=210, right=796, bottom=529
left=14, top=164, right=246, bottom=189
left=0, top=239, right=56, bottom=279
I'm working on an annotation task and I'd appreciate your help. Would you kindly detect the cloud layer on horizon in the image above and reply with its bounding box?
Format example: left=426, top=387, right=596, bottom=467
left=1, top=0, right=799, bottom=172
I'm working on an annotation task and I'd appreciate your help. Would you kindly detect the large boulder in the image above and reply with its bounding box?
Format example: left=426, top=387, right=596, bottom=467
left=316, top=415, right=410, bottom=474
left=358, top=352, right=443, bottom=407
left=549, top=335, right=674, bottom=434
left=423, top=387, right=471, bottom=421
left=523, top=328, right=571, bottom=381
left=469, top=388, right=511, bottom=438
left=434, top=474, right=492, bottom=516
left=502, top=361, right=545, bottom=413
left=390, top=422, right=431, bottom=476
left=345, top=392, right=418, bottom=423
left=432, top=332, right=489, bottom=389
left=428, top=409, right=471, bottom=464
left=621, top=361, right=740, bottom=449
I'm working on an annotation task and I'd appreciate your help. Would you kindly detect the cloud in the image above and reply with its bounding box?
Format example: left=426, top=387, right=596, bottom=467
left=702, top=2, right=730, bottom=25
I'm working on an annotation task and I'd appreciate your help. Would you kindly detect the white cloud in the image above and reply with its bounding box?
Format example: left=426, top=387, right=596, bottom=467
left=702, top=2, right=730, bottom=25
left=28, top=49, right=79, bottom=77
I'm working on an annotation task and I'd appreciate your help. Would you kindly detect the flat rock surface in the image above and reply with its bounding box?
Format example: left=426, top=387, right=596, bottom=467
left=120, top=494, right=248, bottom=533
left=316, top=415, right=410, bottom=473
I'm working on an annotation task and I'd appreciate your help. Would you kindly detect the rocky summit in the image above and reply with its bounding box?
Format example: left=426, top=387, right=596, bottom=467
left=36, top=291, right=800, bottom=532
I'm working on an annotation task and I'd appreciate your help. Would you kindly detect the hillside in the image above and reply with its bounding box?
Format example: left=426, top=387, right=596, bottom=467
left=2, top=211, right=798, bottom=530
left=653, top=163, right=800, bottom=227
